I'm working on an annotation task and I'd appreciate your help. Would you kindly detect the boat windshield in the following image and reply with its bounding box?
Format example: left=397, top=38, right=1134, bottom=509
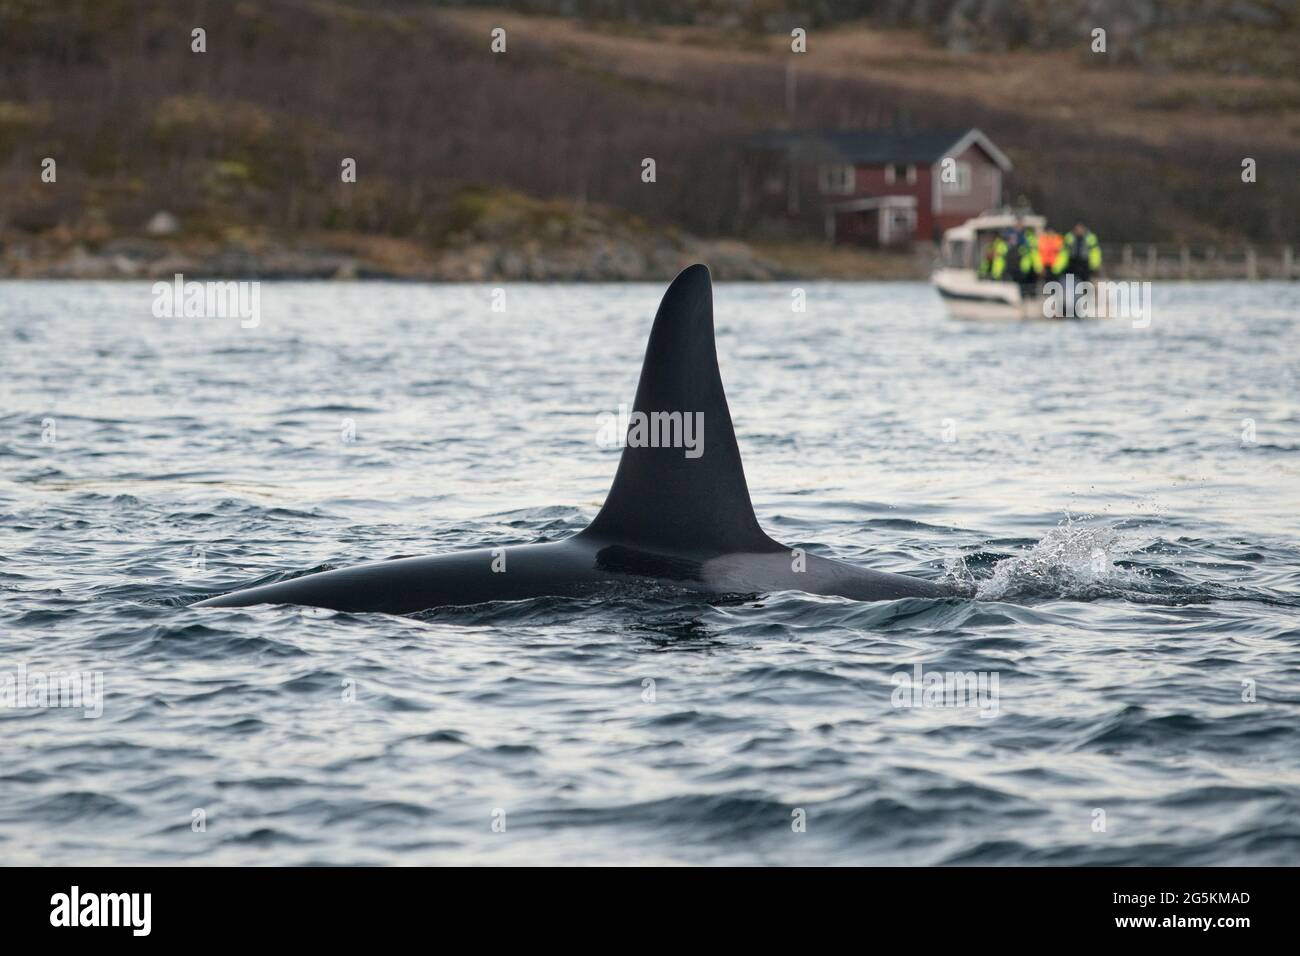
left=942, top=238, right=973, bottom=268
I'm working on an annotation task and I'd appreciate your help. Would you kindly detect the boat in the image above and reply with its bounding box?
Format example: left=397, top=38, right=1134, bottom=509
left=932, top=210, right=1055, bottom=321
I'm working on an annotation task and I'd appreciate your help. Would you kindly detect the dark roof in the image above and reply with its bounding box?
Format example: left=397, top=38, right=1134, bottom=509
left=748, top=128, right=1000, bottom=167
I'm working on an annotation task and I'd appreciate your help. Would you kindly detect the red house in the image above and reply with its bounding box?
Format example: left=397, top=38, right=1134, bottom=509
left=741, top=128, right=1012, bottom=246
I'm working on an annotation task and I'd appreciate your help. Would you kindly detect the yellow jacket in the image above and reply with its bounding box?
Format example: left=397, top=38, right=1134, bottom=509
left=1053, top=231, right=1102, bottom=273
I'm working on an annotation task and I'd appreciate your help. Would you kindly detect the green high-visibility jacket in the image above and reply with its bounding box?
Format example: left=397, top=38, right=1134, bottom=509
left=1020, top=229, right=1043, bottom=274
left=986, top=238, right=1009, bottom=279
left=1053, top=231, right=1102, bottom=274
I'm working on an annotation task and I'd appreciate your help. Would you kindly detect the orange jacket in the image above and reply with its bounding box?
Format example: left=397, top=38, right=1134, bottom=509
left=1039, top=232, right=1063, bottom=270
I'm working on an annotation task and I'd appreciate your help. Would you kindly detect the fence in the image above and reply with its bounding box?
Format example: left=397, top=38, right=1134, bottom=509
left=1103, top=244, right=1297, bottom=280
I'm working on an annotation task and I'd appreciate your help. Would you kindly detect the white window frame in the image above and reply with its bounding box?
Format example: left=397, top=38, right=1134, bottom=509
left=880, top=205, right=918, bottom=243
left=885, top=163, right=917, bottom=186
left=820, top=163, right=855, bottom=195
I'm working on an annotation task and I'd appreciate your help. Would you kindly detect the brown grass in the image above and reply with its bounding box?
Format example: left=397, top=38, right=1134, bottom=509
left=0, top=1, right=1295, bottom=253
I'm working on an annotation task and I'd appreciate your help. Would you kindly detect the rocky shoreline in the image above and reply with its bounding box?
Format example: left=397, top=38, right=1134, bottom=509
left=0, top=232, right=791, bottom=282
left=0, top=188, right=937, bottom=282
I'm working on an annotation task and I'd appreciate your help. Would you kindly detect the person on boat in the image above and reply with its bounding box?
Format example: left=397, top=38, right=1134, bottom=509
left=1038, top=230, right=1064, bottom=276
left=1007, top=220, right=1041, bottom=294
left=1053, top=222, right=1102, bottom=282
left=979, top=236, right=1005, bottom=279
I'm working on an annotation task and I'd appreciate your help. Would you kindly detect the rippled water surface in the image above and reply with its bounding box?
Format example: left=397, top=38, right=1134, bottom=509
left=2, top=279, right=1298, bottom=865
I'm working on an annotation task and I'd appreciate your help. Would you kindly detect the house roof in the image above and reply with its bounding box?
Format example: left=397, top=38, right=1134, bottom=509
left=749, top=128, right=1012, bottom=171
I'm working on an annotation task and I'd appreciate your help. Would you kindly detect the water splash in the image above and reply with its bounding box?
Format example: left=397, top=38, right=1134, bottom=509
left=946, top=515, right=1146, bottom=601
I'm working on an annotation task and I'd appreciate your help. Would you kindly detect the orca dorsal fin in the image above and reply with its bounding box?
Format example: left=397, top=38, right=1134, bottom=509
left=582, top=264, right=781, bottom=557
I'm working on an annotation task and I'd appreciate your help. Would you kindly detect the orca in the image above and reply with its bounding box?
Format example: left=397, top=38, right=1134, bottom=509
left=195, top=264, right=952, bottom=613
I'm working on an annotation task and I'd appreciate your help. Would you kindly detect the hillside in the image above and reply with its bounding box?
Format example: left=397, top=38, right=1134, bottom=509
left=0, top=0, right=1295, bottom=279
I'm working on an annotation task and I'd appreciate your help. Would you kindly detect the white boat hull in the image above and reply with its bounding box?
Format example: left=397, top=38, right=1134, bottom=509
left=932, top=267, right=1047, bottom=321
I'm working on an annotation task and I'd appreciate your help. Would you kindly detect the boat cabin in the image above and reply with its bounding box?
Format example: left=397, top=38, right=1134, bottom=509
left=939, top=210, right=1046, bottom=270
